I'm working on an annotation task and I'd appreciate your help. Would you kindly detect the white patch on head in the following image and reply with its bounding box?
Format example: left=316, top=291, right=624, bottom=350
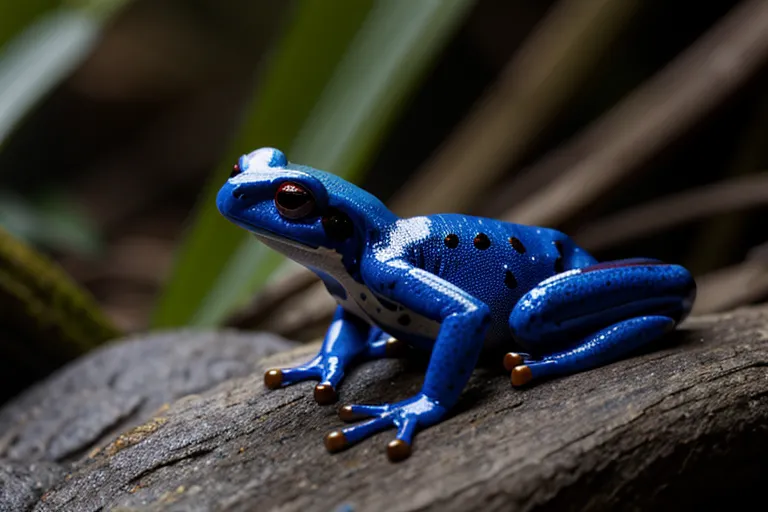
left=247, top=147, right=278, bottom=169
left=230, top=148, right=297, bottom=185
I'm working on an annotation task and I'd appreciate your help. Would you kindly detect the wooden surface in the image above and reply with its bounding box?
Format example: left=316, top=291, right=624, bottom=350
left=20, top=307, right=768, bottom=511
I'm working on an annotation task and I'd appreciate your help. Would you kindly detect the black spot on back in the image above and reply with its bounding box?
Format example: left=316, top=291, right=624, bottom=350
left=444, top=234, right=459, bottom=248
left=554, top=240, right=565, bottom=273
left=398, top=314, right=411, bottom=326
left=504, top=270, right=518, bottom=289
left=509, top=236, right=526, bottom=254
left=474, top=233, right=491, bottom=250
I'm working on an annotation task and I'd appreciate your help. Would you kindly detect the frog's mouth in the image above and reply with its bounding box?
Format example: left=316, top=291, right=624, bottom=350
left=222, top=209, right=348, bottom=272
left=225, top=214, right=320, bottom=251
left=251, top=228, right=319, bottom=252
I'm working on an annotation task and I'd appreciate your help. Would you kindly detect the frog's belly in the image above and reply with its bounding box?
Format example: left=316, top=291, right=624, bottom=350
left=332, top=274, right=516, bottom=354
left=333, top=278, right=442, bottom=341
left=253, top=234, right=506, bottom=349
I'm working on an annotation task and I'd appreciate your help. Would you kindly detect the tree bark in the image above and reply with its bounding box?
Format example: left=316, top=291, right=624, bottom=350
left=19, top=307, right=768, bottom=511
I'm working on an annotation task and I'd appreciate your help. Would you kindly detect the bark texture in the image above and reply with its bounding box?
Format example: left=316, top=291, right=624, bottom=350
left=0, top=330, right=295, bottom=511
left=4, top=309, right=768, bottom=511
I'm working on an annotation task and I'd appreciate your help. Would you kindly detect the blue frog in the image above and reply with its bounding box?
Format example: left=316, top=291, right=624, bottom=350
left=216, top=147, right=696, bottom=462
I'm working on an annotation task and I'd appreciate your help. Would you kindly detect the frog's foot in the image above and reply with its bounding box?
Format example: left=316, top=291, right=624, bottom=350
left=508, top=316, right=675, bottom=387
left=264, top=332, right=409, bottom=405
left=264, top=354, right=343, bottom=405
left=502, top=352, right=537, bottom=386
left=324, top=393, right=447, bottom=462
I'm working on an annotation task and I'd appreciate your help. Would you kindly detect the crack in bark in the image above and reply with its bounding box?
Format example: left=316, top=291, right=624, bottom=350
left=127, top=446, right=216, bottom=487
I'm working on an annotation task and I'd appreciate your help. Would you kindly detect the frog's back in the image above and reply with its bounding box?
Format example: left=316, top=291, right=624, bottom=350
left=407, top=214, right=594, bottom=342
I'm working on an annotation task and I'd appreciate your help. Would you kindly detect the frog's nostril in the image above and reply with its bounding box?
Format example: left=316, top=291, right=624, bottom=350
left=233, top=188, right=248, bottom=201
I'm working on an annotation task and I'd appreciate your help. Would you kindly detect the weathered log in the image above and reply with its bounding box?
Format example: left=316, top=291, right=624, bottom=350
left=0, top=330, right=295, bottom=464
left=0, top=459, right=63, bottom=512
left=15, top=306, right=765, bottom=512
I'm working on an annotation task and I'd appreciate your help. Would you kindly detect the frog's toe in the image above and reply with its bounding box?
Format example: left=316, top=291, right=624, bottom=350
left=263, top=369, right=283, bottom=389
left=328, top=394, right=445, bottom=462
left=510, top=365, right=533, bottom=387
left=329, top=416, right=394, bottom=453
left=387, top=439, right=412, bottom=462
left=314, top=383, right=338, bottom=405
left=338, top=404, right=388, bottom=422
left=265, top=359, right=321, bottom=388
left=385, top=337, right=410, bottom=358
left=503, top=352, right=532, bottom=372
left=324, top=430, right=349, bottom=453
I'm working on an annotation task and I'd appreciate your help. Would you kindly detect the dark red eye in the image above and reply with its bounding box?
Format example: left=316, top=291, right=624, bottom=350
left=230, top=163, right=241, bottom=178
left=275, top=182, right=315, bottom=219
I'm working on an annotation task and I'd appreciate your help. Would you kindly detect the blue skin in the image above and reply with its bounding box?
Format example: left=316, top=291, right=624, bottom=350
left=216, top=147, right=696, bottom=462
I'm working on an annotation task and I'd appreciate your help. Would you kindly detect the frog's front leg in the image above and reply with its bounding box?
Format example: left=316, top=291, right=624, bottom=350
left=505, top=259, right=696, bottom=386
left=325, top=262, right=491, bottom=462
left=264, top=306, right=405, bottom=404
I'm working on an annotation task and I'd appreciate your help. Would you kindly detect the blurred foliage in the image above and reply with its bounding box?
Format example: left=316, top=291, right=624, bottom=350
left=151, top=0, right=475, bottom=328
left=0, top=0, right=128, bottom=145
left=0, top=225, right=119, bottom=401
left=0, top=189, right=101, bottom=255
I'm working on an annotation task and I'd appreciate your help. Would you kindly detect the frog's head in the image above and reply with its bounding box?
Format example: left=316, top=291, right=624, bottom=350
left=217, top=147, right=397, bottom=271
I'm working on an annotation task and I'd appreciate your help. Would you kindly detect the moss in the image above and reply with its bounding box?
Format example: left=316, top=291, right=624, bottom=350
left=104, top=417, right=168, bottom=457
left=0, top=226, right=120, bottom=360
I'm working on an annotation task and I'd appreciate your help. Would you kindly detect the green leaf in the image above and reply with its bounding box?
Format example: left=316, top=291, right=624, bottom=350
left=0, top=1, right=58, bottom=49
left=0, top=190, right=103, bottom=255
left=152, top=0, right=475, bottom=328
left=0, top=1, right=129, bottom=146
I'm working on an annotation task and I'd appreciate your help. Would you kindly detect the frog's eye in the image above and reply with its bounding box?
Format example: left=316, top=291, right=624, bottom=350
left=275, top=181, right=315, bottom=219
left=230, top=163, right=242, bottom=178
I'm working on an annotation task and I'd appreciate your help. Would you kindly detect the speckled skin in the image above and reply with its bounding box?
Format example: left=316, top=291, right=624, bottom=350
left=216, top=148, right=696, bottom=462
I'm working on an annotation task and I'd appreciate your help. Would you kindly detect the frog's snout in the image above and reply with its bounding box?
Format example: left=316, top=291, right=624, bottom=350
left=216, top=180, right=260, bottom=219
left=227, top=179, right=269, bottom=206
left=231, top=184, right=250, bottom=202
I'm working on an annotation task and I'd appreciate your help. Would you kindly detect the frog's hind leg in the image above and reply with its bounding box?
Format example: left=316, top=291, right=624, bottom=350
left=506, top=259, right=696, bottom=386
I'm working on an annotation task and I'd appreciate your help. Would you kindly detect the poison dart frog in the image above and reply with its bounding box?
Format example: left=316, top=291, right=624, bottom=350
left=216, top=147, right=696, bottom=462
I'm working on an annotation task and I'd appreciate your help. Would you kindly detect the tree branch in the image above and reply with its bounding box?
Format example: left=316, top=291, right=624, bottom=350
left=29, top=306, right=768, bottom=511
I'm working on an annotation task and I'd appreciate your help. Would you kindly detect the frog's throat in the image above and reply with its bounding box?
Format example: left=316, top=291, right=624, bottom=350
left=252, top=231, right=341, bottom=274
left=253, top=232, right=441, bottom=339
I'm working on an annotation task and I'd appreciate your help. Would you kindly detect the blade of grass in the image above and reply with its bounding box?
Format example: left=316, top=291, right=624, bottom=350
left=150, top=0, right=374, bottom=329
left=0, top=1, right=58, bottom=49
left=0, top=1, right=129, bottom=146
left=152, top=0, right=475, bottom=328
left=211, top=0, right=477, bottom=324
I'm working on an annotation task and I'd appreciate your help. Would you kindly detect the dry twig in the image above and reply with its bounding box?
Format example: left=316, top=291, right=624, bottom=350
left=574, top=172, right=768, bottom=251
left=499, top=0, right=768, bottom=227
left=388, top=0, right=639, bottom=216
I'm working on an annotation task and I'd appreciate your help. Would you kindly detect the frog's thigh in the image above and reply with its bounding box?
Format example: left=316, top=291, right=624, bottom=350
left=508, top=261, right=695, bottom=351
